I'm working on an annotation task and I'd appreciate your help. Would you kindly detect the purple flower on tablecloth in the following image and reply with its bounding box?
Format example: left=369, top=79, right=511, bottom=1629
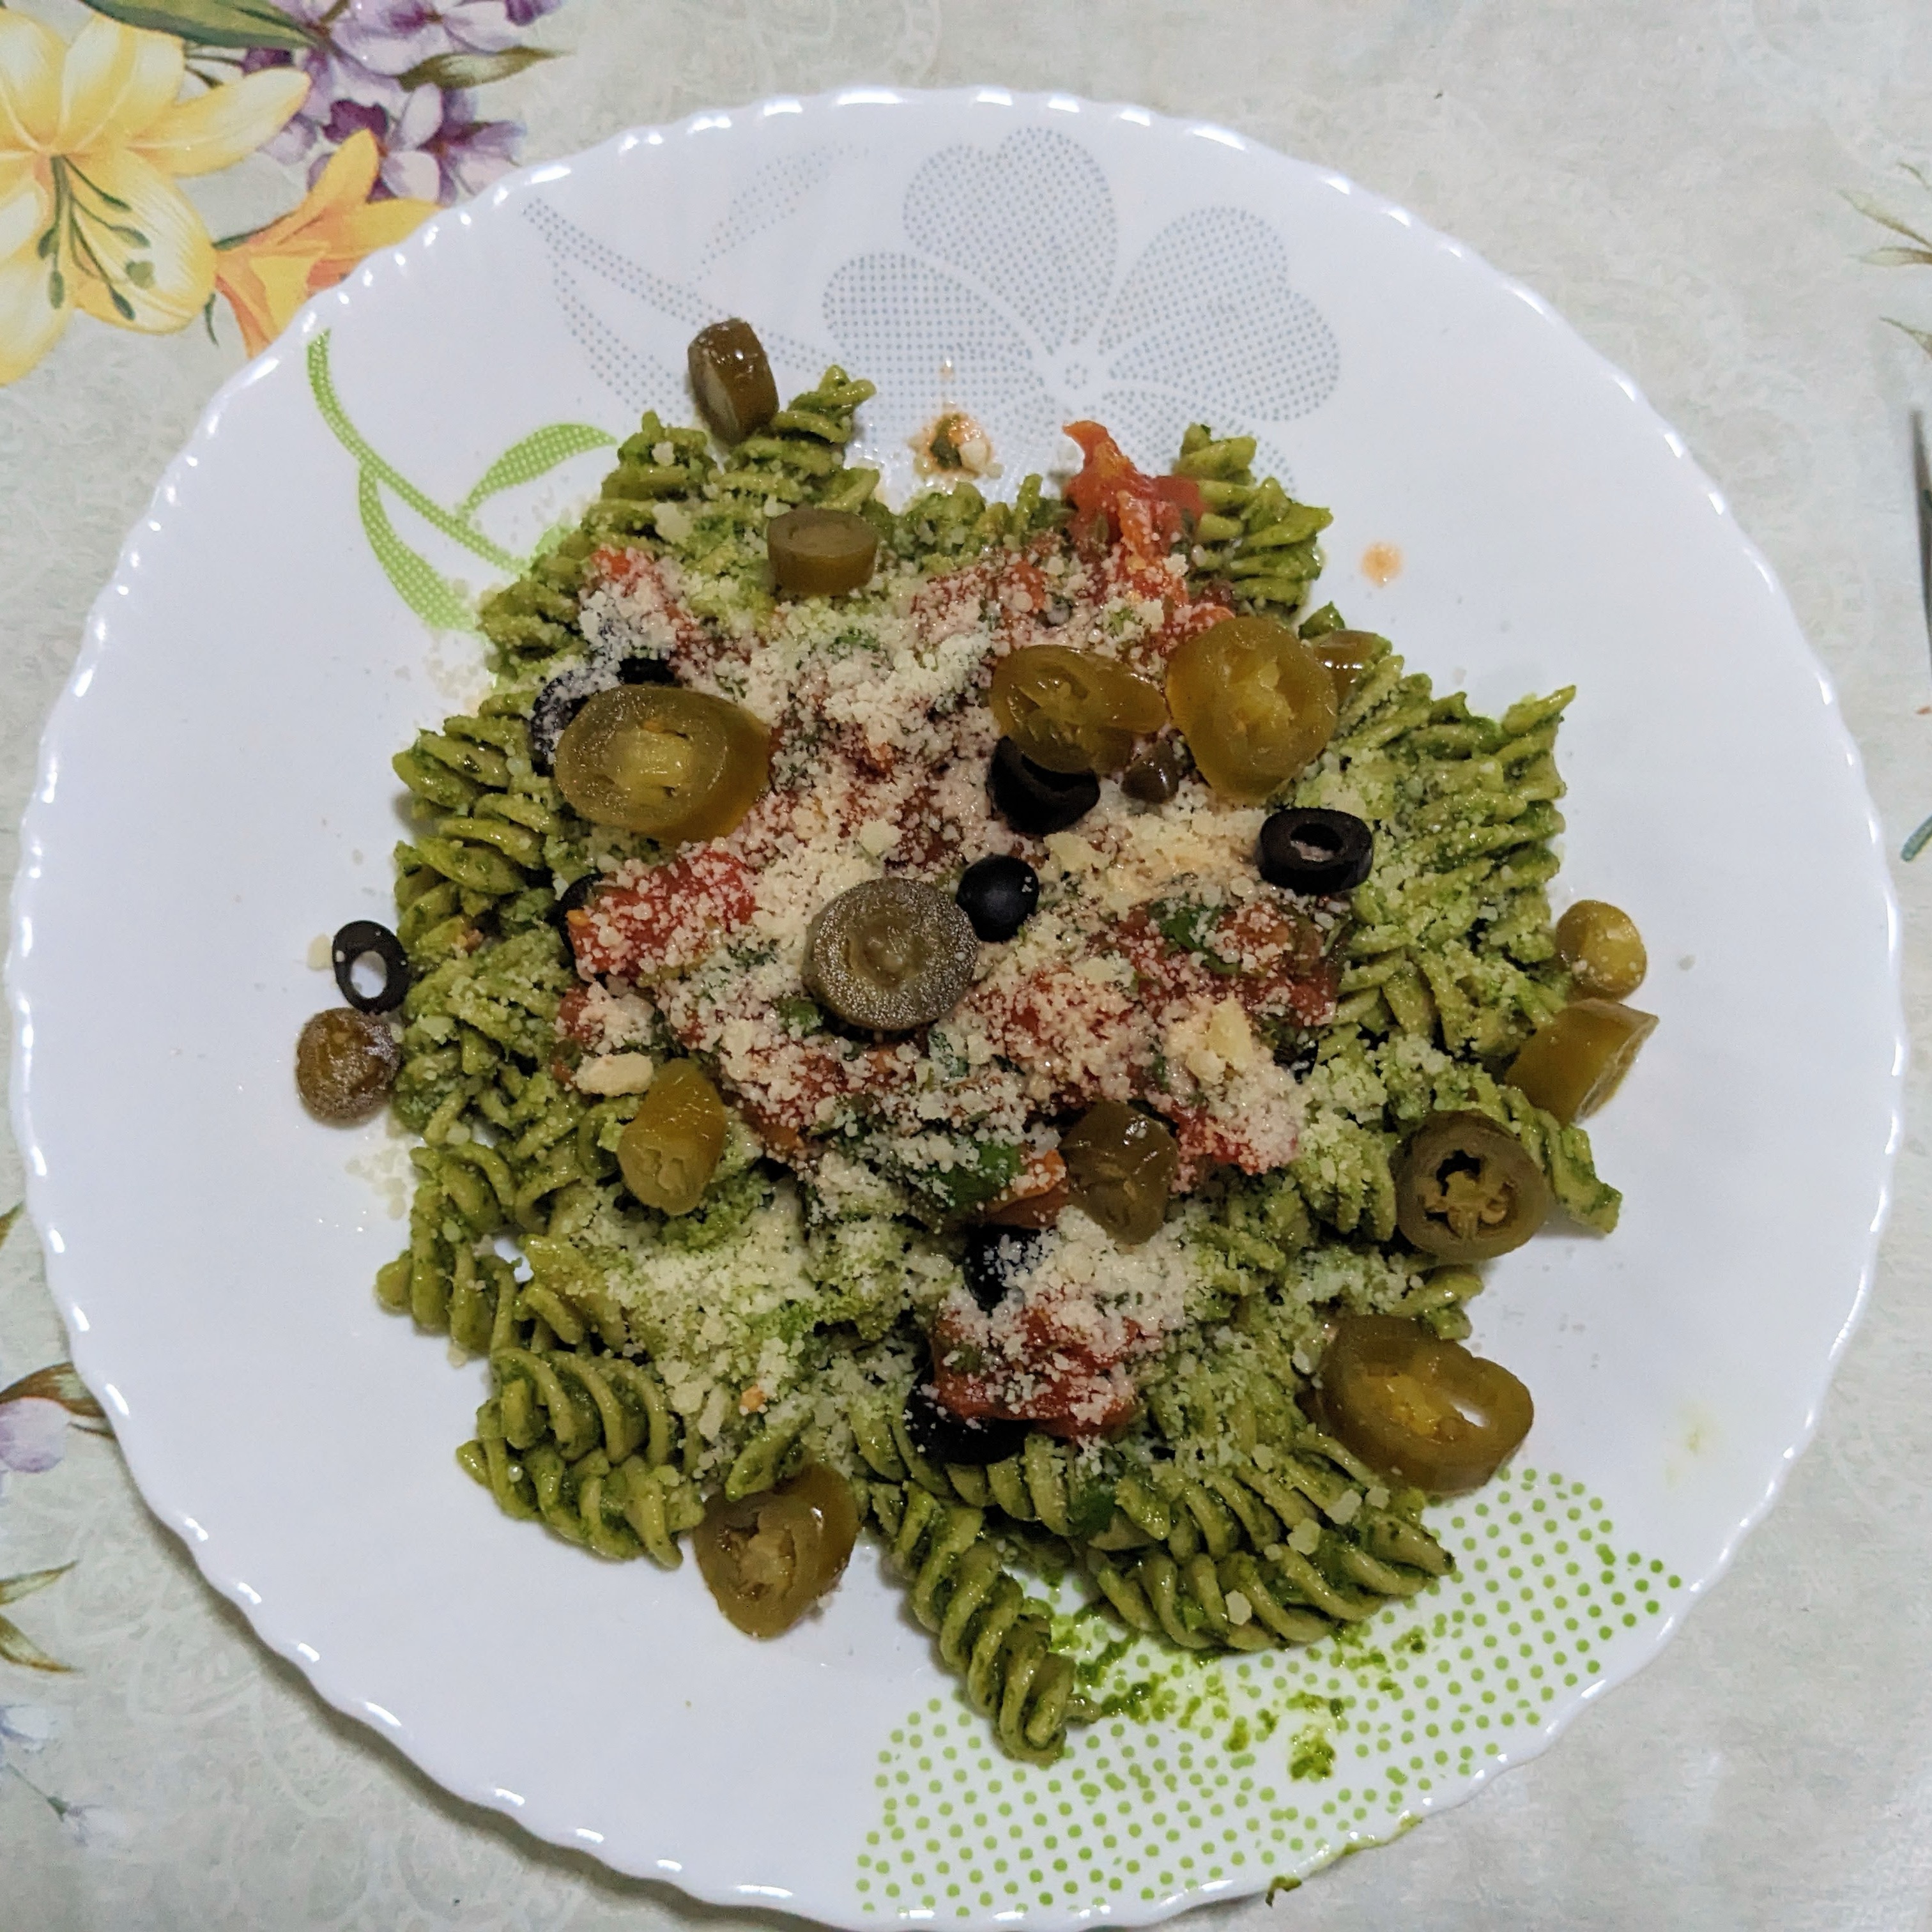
left=0, top=1351, right=107, bottom=1483
left=243, top=33, right=406, bottom=171
left=245, top=3, right=390, bottom=139
left=366, top=88, right=522, bottom=202
left=0, top=1705, right=112, bottom=1844
left=54, top=1800, right=126, bottom=1848
left=334, top=0, right=560, bottom=77
left=0, top=1397, right=68, bottom=1476
left=245, top=0, right=558, bottom=204
left=0, top=1704, right=54, bottom=1771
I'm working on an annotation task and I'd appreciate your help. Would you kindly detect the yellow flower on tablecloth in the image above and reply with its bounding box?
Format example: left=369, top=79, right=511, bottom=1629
left=0, top=13, right=309, bottom=384
left=213, top=132, right=436, bottom=358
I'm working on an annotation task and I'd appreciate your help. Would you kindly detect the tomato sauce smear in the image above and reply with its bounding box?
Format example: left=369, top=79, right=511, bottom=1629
left=567, top=847, right=756, bottom=981
left=930, top=1299, right=1146, bottom=1439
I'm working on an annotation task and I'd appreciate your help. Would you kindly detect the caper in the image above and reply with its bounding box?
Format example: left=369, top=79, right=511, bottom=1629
left=688, top=318, right=778, bottom=443
left=553, top=686, right=770, bottom=843
left=1059, top=1101, right=1179, bottom=1246
left=767, top=507, right=879, bottom=597
left=1555, top=900, right=1647, bottom=999
left=805, top=879, right=978, bottom=1032
left=1120, top=738, right=1189, bottom=804
left=1506, top=1000, right=1657, bottom=1124
left=618, top=1059, right=728, bottom=1213
left=295, top=1008, right=400, bottom=1124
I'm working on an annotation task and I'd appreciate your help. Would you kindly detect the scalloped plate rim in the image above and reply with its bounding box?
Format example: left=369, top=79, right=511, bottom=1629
left=5, top=83, right=1906, bottom=1926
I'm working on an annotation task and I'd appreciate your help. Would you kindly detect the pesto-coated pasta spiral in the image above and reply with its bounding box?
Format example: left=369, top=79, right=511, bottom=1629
left=889, top=473, right=1067, bottom=570
left=581, top=414, right=718, bottom=545
left=476, top=526, right=597, bottom=663
left=1271, top=625, right=1621, bottom=1233
left=849, top=1381, right=1452, bottom=1689
left=715, top=367, right=879, bottom=516
left=457, top=1346, right=705, bottom=1566
left=867, top=1481, right=1085, bottom=1765
left=348, top=372, right=1635, bottom=1774
left=479, top=412, right=718, bottom=661
left=1174, top=424, right=1331, bottom=615
left=378, top=675, right=619, bottom=1326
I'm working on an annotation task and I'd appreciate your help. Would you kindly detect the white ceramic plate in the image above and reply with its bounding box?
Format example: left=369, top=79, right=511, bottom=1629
left=7, top=88, right=1903, bottom=1928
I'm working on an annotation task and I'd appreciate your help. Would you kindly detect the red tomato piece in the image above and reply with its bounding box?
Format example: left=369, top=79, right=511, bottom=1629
left=1064, top=421, right=1204, bottom=553
left=981, top=1149, right=1070, bottom=1229
left=556, top=985, right=597, bottom=1048
left=1162, top=1104, right=1279, bottom=1179
left=930, top=1301, right=1140, bottom=1439
left=1114, top=901, right=1341, bottom=1031
left=567, top=848, right=755, bottom=980
left=582, top=546, right=726, bottom=671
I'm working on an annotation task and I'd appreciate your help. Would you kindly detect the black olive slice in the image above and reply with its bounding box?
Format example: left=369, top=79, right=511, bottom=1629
left=332, top=920, right=411, bottom=1013
left=903, top=1380, right=1029, bottom=1468
left=551, top=872, right=601, bottom=936
left=528, top=677, right=593, bottom=776
left=955, top=854, right=1039, bottom=943
left=618, top=653, right=675, bottom=685
left=1255, top=807, right=1374, bottom=895
left=987, top=737, right=1100, bottom=836
left=962, top=1225, right=1043, bottom=1313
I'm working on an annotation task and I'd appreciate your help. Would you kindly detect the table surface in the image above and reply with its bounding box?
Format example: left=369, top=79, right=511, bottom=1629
left=5, top=2, right=1932, bottom=1926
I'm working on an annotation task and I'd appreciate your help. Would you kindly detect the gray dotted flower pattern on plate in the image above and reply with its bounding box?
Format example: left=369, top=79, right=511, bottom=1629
left=520, top=125, right=1338, bottom=489
left=823, top=126, right=1340, bottom=480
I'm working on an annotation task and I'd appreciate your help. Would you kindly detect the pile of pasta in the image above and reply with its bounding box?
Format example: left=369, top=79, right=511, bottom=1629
left=371, top=369, right=1616, bottom=1763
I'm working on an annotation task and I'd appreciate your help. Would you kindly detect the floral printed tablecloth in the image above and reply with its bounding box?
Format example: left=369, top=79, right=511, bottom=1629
left=5, top=3, right=1932, bottom=1926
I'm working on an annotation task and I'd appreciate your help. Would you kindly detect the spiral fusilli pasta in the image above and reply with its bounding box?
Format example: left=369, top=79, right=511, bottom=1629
left=352, top=371, right=1635, bottom=1769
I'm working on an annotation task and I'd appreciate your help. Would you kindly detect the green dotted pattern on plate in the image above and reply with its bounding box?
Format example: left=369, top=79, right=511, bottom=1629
left=854, top=1468, right=1681, bottom=1917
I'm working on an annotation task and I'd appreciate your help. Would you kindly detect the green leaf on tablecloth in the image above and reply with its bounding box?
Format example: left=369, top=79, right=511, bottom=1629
left=358, top=471, right=476, bottom=633
left=1865, top=247, right=1932, bottom=268
left=1844, top=190, right=1932, bottom=253
left=0, top=1364, right=107, bottom=1425
left=0, top=1565, right=74, bottom=1609
left=77, top=0, right=314, bottom=52
left=0, top=1202, right=17, bottom=1249
left=458, top=423, right=618, bottom=518
left=1885, top=318, right=1932, bottom=360
left=397, top=46, right=560, bottom=91
left=0, top=1614, right=73, bottom=1674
